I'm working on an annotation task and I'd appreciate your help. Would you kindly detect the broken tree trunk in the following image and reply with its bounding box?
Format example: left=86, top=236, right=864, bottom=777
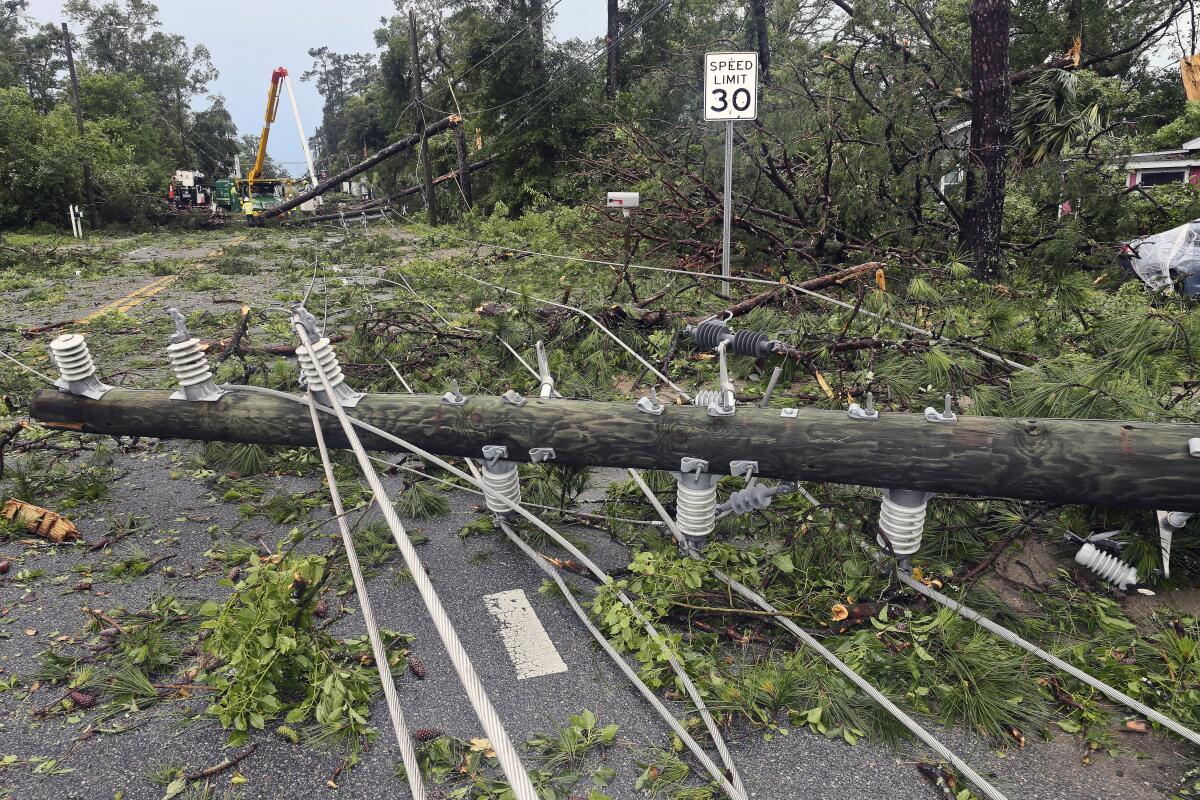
left=254, top=115, right=460, bottom=221
left=30, top=388, right=1200, bottom=510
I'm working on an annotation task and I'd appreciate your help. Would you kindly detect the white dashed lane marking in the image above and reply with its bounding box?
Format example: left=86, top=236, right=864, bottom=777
left=483, top=589, right=568, bottom=680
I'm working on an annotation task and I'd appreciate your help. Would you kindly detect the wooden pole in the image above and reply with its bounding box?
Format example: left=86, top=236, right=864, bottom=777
left=61, top=23, right=98, bottom=231
left=30, top=388, right=1200, bottom=510
left=409, top=9, right=438, bottom=226
left=605, top=0, right=619, bottom=99
left=254, top=114, right=458, bottom=221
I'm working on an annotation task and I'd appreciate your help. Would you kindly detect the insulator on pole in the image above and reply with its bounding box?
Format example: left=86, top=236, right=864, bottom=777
left=686, top=318, right=779, bottom=358
left=480, top=446, right=521, bottom=516
left=675, top=458, right=718, bottom=545
left=49, top=334, right=112, bottom=399
left=721, top=483, right=777, bottom=515
left=291, top=306, right=362, bottom=407
left=166, top=308, right=225, bottom=402
left=877, top=488, right=933, bottom=564
left=1074, top=542, right=1139, bottom=590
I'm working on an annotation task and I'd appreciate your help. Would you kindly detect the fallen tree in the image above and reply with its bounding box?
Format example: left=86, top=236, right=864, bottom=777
left=30, top=388, right=1200, bottom=510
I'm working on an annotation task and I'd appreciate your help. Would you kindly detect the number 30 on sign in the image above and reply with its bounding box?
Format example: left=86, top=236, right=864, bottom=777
left=704, top=52, right=758, bottom=121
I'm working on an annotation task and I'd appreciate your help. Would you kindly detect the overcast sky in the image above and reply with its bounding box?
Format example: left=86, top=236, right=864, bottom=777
left=24, top=0, right=607, bottom=170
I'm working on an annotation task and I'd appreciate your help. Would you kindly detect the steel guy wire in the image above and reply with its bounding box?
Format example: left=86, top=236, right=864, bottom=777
left=0, top=349, right=57, bottom=384
left=303, top=391, right=428, bottom=799
left=459, top=272, right=693, bottom=400
left=226, top=383, right=745, bottom=799
left=492, top=511, right=749, bottom=797
left=366, top=451, right=665, bottom=527
left=287, top=322, right=541, bottom=800
left=624, top=469, right=1012, bottom=800
left=861, top=542, right=1200, bottom=749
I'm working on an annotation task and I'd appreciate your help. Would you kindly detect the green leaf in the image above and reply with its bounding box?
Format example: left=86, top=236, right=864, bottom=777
left=161, top=778, right=187, bottom=800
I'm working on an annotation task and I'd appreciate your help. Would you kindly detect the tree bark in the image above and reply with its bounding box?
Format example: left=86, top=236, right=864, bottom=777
left=453, top=124, right=473, bottom=209
left=751, top=0, right=770, bottom=81
left=961, top=0, right=1011, bottom=280
left=30, top=388, right=1200, bottom=510
left=606, top=0, right=619, bottom=99
left=529, top=0, right=544, bottom=56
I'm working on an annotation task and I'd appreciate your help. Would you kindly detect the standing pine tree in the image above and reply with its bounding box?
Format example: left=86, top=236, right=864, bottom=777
left=962, top=0, right=1011, bottom=280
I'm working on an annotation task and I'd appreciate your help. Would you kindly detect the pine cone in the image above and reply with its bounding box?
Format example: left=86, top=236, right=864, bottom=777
left=413, top=727, right=442, bottom=742
left=408, top=655, right=427, bottom=680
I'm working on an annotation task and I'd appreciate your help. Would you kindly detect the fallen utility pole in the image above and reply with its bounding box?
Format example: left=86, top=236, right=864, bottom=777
left=356, top=156, right=496, bottom=211
left=30, top=388, right=1200, bottom=510
left=253, top=114, right=460, bottom=221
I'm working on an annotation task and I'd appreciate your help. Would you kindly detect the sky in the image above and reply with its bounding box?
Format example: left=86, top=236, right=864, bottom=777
left=24, top=0, right=607, bottom=171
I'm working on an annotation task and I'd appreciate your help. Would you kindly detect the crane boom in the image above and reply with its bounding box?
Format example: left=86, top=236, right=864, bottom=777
left=247, top=67, right=287, bottom=184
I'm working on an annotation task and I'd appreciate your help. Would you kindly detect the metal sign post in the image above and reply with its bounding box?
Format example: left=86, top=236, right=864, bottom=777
left=704, top=52, right=758, bottom=296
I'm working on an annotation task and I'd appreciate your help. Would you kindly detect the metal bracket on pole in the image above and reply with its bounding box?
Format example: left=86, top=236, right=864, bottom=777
left=481, top=445, right=508, bottom=468
left=1156, top=510, right=1194, bottom=579
left=535, top=340, right=556, bottom=399
left=529, top=448, right=556, bottom=463
left=707, top=340, right=736, bottom=417
left=729, top=460, right=758, bottom=480
left=924, top=393, right=957, bottom=423
left=848, top=391, right=879, bottom=420
left=636, top=388, right=665, bottom=415
left=441, top=379, right=467, bottom=405
left=501, top=389, right=526, bottom=407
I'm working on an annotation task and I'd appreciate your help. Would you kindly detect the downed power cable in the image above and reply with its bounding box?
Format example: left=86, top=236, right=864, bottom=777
left=303, top=392, right=428, bottom=798
left=288, top=318, right=540, bottom=800
left=624, top=468, right=1011, bottom=800
left=227, top=382, right=747, bottom=800
left=864, top=543, right=1200, bottom=748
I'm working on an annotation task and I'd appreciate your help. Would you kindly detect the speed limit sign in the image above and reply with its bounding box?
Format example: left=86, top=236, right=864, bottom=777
left=704, top=52, right=758, bottom=121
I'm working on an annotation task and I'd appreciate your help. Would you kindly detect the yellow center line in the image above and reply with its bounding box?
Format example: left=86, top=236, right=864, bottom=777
left=75, top=234, right=248, bottom=324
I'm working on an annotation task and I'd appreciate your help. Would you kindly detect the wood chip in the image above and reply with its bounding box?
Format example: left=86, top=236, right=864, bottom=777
left=2, top=499, right=80, bottom=543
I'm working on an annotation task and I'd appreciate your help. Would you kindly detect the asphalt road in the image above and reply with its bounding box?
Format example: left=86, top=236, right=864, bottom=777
left=0, top=229, right=1192, bottom=799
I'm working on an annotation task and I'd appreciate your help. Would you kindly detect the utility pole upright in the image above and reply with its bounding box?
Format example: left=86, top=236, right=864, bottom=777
left=62, top=23, right=98, bottom=230
left=409, top=9, right=438, bottom=226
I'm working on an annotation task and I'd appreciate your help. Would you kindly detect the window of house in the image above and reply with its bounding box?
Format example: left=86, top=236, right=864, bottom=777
left=1139, top=169, right=1188, bottom=186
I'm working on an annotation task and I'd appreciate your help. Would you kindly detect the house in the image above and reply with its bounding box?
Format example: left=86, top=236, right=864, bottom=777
left=1124, top=137, right=1200, bottom=187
